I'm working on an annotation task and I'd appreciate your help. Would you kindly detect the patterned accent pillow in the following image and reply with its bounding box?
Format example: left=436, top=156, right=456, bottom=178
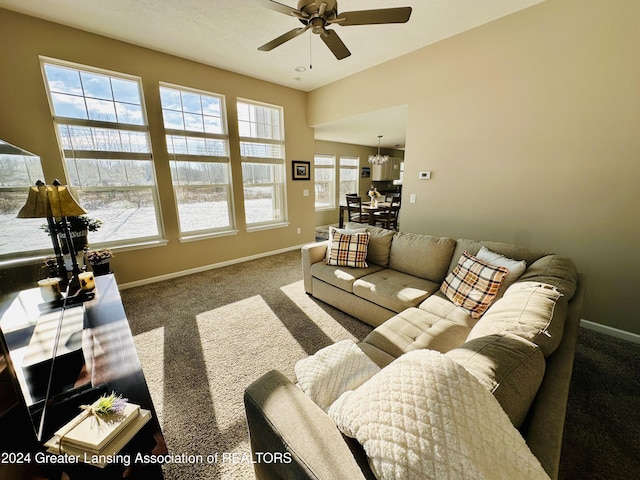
left=325, top=226, right=367, bottom=263
left=326, top=231, right=370, bottom=268
left=441, top=251, right=508, bottom=319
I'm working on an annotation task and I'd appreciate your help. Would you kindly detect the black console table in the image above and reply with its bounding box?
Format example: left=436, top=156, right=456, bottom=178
left=0, top=275, right=166, bottom=479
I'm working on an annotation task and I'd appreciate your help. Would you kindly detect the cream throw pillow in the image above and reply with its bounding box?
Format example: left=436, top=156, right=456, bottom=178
left=476, top=246, right=527, bottom=293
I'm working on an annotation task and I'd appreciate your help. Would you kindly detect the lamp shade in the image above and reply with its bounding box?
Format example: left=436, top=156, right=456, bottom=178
left=17, top=182, right=86, bottom=219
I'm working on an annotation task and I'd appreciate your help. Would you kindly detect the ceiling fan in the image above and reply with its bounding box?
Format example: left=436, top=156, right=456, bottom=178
left=258, top=0, right=412, bottom=60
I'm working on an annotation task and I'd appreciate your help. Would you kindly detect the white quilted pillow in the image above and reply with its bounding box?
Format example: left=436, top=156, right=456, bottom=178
left=295, top=340, right=380, bottom=411
left=328, top=349, right=550, bottom=480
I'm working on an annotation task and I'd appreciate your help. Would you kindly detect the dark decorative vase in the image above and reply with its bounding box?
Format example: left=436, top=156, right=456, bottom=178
left=91, top=261, right=111, bottom=276
left=59, top=230, right=88, bottom=254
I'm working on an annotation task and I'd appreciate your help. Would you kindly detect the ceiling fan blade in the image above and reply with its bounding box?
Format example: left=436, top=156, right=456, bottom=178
left=258, top=25, right=311, bottom=51
left=330, top=7, right=412, bottom=26
left=261, top=0, right=299, bottom=17
left=320, top=29, right=351, bottom=60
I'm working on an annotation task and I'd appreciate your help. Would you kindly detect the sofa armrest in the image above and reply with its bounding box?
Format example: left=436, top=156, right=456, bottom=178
left=523, top=273, right=586, bottom=479
left=301, top=241, right=328, bottom=294
left=244, top=369, right=366, bottom=480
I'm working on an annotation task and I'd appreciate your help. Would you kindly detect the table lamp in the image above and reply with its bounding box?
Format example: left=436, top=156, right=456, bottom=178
left=17, top=180, right=87, bottom=294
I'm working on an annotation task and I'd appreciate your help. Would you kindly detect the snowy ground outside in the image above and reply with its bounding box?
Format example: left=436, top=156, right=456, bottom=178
left=1, top=199, right=275, bottom=255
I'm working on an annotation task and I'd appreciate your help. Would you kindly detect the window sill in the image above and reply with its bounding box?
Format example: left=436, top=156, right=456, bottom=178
left=107, top=239, right=169, bottom=254
left=0, top=239, right=170, bottom=270
left=246, top=222, right=290, bottom=233
left=179, top=230, right=239, bottom=243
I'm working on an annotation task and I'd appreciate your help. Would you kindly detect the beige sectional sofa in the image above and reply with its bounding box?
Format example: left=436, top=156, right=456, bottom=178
left=244, top=225, right=585, bottom=479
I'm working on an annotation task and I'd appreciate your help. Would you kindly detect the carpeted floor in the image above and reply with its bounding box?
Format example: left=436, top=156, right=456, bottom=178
left=120, top=249, right=640, bottom=480
left=559, top=327, right=640, bottom=479
left=121, top=250, right=371, bottom=479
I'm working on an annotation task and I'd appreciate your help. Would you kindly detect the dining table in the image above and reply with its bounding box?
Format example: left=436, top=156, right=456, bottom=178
left=338, top=201, right=391, bottom=228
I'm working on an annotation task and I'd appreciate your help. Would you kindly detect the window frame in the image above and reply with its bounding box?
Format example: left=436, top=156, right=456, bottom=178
left=339, top=156, right=360, bottom=204
left=40, top=57, right=165, bottom=249
left=159, top=83, right=237, bottom=240
left=314, top=154, right=336, bottom=210
left=236, top=98, right=288, bottom=231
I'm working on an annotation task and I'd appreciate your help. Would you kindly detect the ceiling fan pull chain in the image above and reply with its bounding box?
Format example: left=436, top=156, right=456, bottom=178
left=309, top=30, right=313, bottom=70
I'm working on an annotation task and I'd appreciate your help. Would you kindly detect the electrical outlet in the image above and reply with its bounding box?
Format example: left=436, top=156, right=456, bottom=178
left=296, top=228, right=301, bottom=234
left=303, top=189, right=309, bottom=197
left=419, top=170, right=431, bottom=180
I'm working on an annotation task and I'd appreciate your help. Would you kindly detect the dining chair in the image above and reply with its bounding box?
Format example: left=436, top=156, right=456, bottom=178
left=345, top=195, right=370, bottom=224
left=375, top=194, right=401, bottom=230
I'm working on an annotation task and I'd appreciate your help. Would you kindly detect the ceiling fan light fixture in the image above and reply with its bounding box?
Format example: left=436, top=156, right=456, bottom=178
left=368, top=135, right=389, bottom=165
left=260, top=1, right=412, bottom=61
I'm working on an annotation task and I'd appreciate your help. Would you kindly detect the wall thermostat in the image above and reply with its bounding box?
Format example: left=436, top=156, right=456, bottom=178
left=419, top=170, right=431, bottom=180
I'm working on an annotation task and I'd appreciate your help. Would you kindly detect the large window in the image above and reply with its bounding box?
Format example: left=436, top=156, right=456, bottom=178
left=41, top=58, right=162, bottom=246
left=160, top=84, right=234, bottom=237
left=0, top=141, right=49, bottom=257
left=314, top=154, right=335, bottom=209
left=339, top=156, right=360, bottom=201
left=237, top=100, right=287, bottom=229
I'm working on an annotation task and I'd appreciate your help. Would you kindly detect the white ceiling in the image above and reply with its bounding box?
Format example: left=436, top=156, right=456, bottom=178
left=0, top=0, right=543, bottom=148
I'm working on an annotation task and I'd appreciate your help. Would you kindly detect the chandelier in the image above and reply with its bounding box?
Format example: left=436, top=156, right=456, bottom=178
left=368, top=135, right=389, bottom=165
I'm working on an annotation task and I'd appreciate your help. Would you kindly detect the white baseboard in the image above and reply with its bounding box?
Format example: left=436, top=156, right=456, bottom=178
left=118, top=243, right=307, bottom=290
left=580, top=319, right=640, bottom=344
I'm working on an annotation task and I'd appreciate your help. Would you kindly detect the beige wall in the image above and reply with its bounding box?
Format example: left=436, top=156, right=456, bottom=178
left=308, top=0, right=640, bottom=334
left=0, top=9, right=316, bottom=285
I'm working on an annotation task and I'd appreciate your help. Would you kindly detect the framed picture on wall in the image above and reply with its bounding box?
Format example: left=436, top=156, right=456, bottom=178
left=292, top=160, right=310, bottom=180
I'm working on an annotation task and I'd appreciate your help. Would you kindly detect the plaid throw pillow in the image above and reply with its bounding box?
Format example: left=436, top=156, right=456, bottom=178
left=326, top=231, right=370, bottom=268
left=441, top=251, right=508, bottom=319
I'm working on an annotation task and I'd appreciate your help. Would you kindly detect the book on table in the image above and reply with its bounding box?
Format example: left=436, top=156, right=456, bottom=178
left=44, top=399, right=152, bottom=466
left=56, top=400, right=140, bottom=452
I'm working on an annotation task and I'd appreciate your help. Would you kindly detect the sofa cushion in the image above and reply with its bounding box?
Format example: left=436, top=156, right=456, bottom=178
left=418, top=292, right=476, bottom=329
left=353, top=269, right=440, bottom=313
left=388, top=232, right=455, bottom=283
left=516, top=254, right=578, bottom=300
left=362, top=307, right=471, bottom=359
left=326, top=231, right=370, bottom=268
left=467, top=281, right=568, bottom=357
left=446, top=334, right=546, bottom=428
left=345, top=222, right=396, bottom=267
left=441, top=251, right=508, bottom=319
left=311, top=262, right=385, bottom=293
left=448, top=239, right=551, bottom=276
